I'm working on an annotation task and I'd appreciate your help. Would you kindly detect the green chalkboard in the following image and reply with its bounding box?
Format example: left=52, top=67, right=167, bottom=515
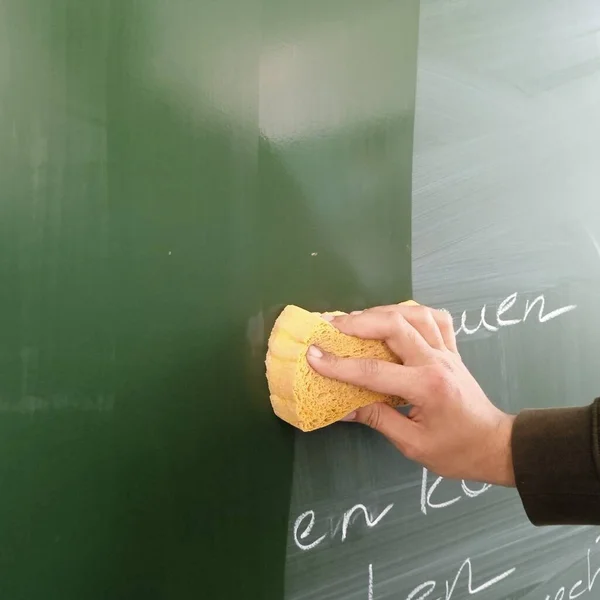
left=0, top=1, right=294, bottom=598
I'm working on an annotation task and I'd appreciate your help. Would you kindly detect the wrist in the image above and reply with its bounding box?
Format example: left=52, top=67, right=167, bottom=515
left=490, top=412, right=516, bottom=487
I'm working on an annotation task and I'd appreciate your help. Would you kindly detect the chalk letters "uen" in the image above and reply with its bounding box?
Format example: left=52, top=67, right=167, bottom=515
left=454, top=292, right=576, bottom=337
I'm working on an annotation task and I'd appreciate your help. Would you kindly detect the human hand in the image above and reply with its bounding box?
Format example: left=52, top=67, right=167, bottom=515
left=306, top=304, right=516, bottom=487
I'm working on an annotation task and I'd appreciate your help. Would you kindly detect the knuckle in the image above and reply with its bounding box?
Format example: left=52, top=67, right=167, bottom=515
left=437, top=309, right=455, bottom=331
left=363, top=404, right=383, bottom=430
left=420, top=312, right=438, bottom=330
left=406, top=307, right=439, bottom=335
left=359, top=358, right=380, bottom=377
left=387, top=312, right=408, bottom=334
left=401, top=439, right=424, bottom=462
left=414, top=305, right=430, bottom=318
left=425, top=365, right=457, bottom=398
left=411, top=305, right=431, bottom=320
left=324, top=352, right=341, bottom=371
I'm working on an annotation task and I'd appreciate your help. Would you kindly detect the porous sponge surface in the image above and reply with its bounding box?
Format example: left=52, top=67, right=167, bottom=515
left=265, top=305, right=407, bottom=432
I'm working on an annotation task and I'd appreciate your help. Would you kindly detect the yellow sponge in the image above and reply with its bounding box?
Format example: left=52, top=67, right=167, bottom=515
left=266, top=303, right=414, bottom=432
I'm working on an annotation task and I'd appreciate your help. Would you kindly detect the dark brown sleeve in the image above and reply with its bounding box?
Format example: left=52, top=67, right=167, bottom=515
left=511, top=399, right=600, bottom=525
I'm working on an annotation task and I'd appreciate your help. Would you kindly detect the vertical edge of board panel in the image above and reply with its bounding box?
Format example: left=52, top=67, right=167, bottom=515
left=0, top=1, right=294, bottom=598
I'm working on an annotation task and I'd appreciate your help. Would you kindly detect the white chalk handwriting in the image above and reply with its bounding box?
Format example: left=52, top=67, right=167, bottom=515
left=362, top=535, right=600, bottom=599
left=367, top=555, right=515, bottom=600
left=453, top=292, right=576, bottom=337
left=293, top=502, right=394, bottom=552
left=421, top=468, right=491, bottom=515
left=543, top=535, right=600, bottom=600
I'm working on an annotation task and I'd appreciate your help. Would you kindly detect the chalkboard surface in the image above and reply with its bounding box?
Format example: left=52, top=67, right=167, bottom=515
left=285, top=1, right=600, bottom=599
left=2, top=1, right=600, bottom=599
left=0, top=1, right=296, bottom=598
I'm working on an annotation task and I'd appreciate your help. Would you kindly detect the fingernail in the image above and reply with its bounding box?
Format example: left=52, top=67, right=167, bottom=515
left=341, top=411, right=357, bottom=422
left=307, top=345, right=323, bottom=359
left=321, top=313, right=334, bottom=322
left=350, top=310, right=363, bottom=315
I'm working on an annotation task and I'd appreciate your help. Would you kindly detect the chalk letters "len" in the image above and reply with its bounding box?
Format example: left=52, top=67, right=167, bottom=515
left=367, top=557, right=515, bottom=600
left=403, top=558, right=515, bottom=600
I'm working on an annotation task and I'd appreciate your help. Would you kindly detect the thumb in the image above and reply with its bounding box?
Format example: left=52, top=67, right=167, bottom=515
left=342, top=403, right=420, bottom=457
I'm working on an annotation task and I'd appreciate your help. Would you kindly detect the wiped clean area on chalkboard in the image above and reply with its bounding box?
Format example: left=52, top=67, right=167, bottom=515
left=0, top=1, right=295, bottom=598
left=284, top=1, right=600, bottom=599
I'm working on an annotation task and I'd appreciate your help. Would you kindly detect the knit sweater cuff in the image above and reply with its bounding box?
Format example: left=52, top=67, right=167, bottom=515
left=512, top=400, right=600, bottom=525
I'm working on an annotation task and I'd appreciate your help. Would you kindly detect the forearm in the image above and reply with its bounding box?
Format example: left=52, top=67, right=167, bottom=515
left=511, top=399, right=600, bottom=525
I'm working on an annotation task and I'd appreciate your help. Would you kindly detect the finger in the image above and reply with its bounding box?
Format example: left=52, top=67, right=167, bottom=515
left=342, top=403, right=422, bottom=458
left=307, top=346, right=423, bottom=402
left=329, top=310, right=432, bottom=363
left=347, top=299, right=416, bottom=316
left=360, top=305, right=445, bottom=350
left=435, top=308, right=458, bottom=353
left=353, top=304, right=457, bottom=353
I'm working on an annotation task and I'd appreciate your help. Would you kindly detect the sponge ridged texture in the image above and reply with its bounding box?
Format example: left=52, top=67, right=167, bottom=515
left=266, top=304, right=410, bottom=432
